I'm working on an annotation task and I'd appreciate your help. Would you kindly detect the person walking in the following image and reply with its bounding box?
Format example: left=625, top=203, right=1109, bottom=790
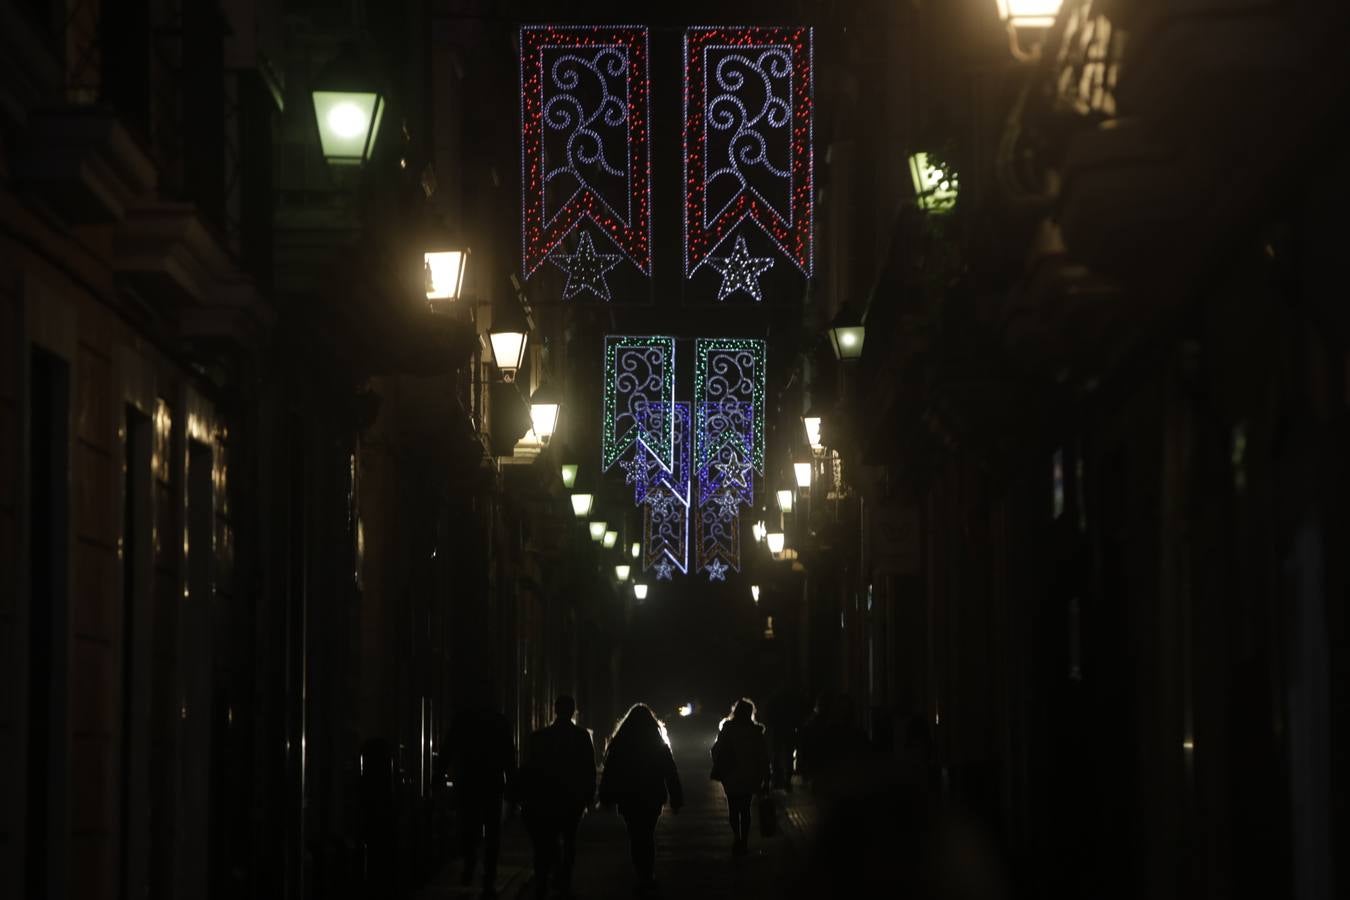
left=597, top=704, right=683, bottom=895
left=710, top=698, right=770, bottom=856
left=446, top=683, right=517, bottom=899
left=518, top=696, right=596, bottom=900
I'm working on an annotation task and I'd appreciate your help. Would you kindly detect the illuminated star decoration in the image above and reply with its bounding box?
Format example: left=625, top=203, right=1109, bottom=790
left=706, top=559, right=729, bottom=582
left=707, top=235, right=775, bottom=303
left=654, top=558, right=675, bottom=581
left=549, top=231, right=623, bottom=301
left=713, top=453, right=751, bottom=492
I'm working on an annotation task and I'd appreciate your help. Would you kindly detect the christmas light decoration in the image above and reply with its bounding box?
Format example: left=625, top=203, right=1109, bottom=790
left=706, top=559, right=729, bottom=582
left=653, top=558, right=675, bottom=581
left=692, top=338, right=766, bottom=576
left=604, top=336, right=676, bottom=472
left=694, top=338, right=766, bottom=475
left=548, top=230, right=623, bottom=301
left=520, top=26, right=652, bottom=278
left=642, top=402, right=692, bottom=577
left=684, top=26, right=814, bottom=279
left=707, top=235, right=775, bottom=302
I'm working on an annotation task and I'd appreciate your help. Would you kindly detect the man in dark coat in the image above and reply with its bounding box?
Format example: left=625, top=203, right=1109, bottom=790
left=446, top=685, right=517, bottom=899
left=519, top=696, right=596, bottom=900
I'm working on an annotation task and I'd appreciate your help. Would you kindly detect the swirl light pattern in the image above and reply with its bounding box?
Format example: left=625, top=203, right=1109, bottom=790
left=641, top=402, right=691, bottom=576
left=684, top=26, right=813, bottom=279
left=521, top=26, right=652, bottom=278
left=603, top=336, right=676, bottom=472
left=693, top=338, right=765, bottom=577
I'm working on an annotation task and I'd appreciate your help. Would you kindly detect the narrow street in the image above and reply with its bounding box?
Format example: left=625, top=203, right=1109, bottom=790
left=419, top=725, right=814, bottom=900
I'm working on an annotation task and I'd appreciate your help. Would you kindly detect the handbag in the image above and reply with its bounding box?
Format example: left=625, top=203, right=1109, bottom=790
left=757, top=792, right=778, bottom=838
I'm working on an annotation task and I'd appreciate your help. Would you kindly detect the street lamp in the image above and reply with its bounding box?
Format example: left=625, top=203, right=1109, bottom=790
left=615, top=564, right=631, bottom=581
left=311, top=45, right=386, bottom=166
left=752, top=520, right=767, bottom=543
left=487, top=284, right=530, bottom=383
left=633, top=583, right=649, bottom=601
left=561, top=464, right=579, bottom=489
left=571, top=493, right=594, bottom=518
left=424, top=247, right=469, bottom=306
left=751, top=585, right=760, bottom=604
left=794, top=462, right=812, bottom=489
left=528, top=380, right=561, bottom=442
left=909, top=152, right=959, bottom=213
left=602, top=530, right=618, bottom=549
left=589, top=521, right=607, bottom=542
left=802, top=414, right=823, bottom=452
left=828, top=305, right=866, bottom=362
left=776, top=489, right=794, bottom=513
left=766, top=532, right=786, bottom=555
left=630, top=542, right=641, bottom=559
left=995, top=0, right=1063, bottom=59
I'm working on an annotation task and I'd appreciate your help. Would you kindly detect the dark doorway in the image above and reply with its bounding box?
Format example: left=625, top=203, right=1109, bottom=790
left=26, top=346, right=70, bottom=900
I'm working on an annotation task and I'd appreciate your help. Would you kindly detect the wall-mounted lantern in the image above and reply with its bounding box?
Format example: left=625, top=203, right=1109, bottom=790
left=571, top=493, right=594, bottom=518
left=424, top=247, right=469, bottom=307
left=311, top=45, right=386, bottom=166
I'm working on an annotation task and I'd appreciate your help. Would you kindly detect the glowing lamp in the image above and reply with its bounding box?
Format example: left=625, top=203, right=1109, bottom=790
left=677, top=703, right=694, bottom=718
left=752, top=520, right=767, bottom=543
left=424, top=249, right=468, bottom=304
left=561, top=464, right=579, bottom=489
left=776, top=489, right=794, bottom=512
left=602, top=530, right=618, bottom=549
left=751, top=585, right=760, bottom=603
left=310, top=45, right=385, bottom=166
left=828, top=305, right=866, bottom=362
left=794, top=462, right=812, bottom=488
left=571, top=493, right=594, bottom=518
left=630, top=542, right=641, bottom=559
left=588, top=521, right=607, bottom=542
left=633, top=583, right=649, bottom=601
left=614, top=565, right=631, bottom=581
left=528, top=380, right=561, bottom=441
left=766, top=532, right=785, bottom=554
left=996, top=0, right=1063, bottom=30
left=909, top=152, right=959, bottom=213
left=803, top=416, right=823, bottom=451
left=487, top=287, right=530, bottom=383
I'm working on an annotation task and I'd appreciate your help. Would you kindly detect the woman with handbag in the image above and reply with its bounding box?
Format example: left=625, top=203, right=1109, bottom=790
left=710, top=698, right=770, bottom=856
left=598, top=704, right=683, bottom=894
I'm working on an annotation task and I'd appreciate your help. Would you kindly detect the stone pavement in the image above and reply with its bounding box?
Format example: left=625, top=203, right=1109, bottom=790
left=415, top=727, right=817, bottom=900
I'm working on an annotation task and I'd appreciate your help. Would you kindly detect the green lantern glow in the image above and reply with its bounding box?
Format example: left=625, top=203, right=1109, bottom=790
left=909, top=152, right=959, bottom=213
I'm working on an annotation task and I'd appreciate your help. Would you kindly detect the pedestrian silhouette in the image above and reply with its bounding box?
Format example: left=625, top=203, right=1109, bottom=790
left=710, top=698, right=770, bottom=856
left=597, top=703, right=683, bottom=894
left=518, top=696, right=596, bottom=900
left=446, top=681, right=517, bottom=899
